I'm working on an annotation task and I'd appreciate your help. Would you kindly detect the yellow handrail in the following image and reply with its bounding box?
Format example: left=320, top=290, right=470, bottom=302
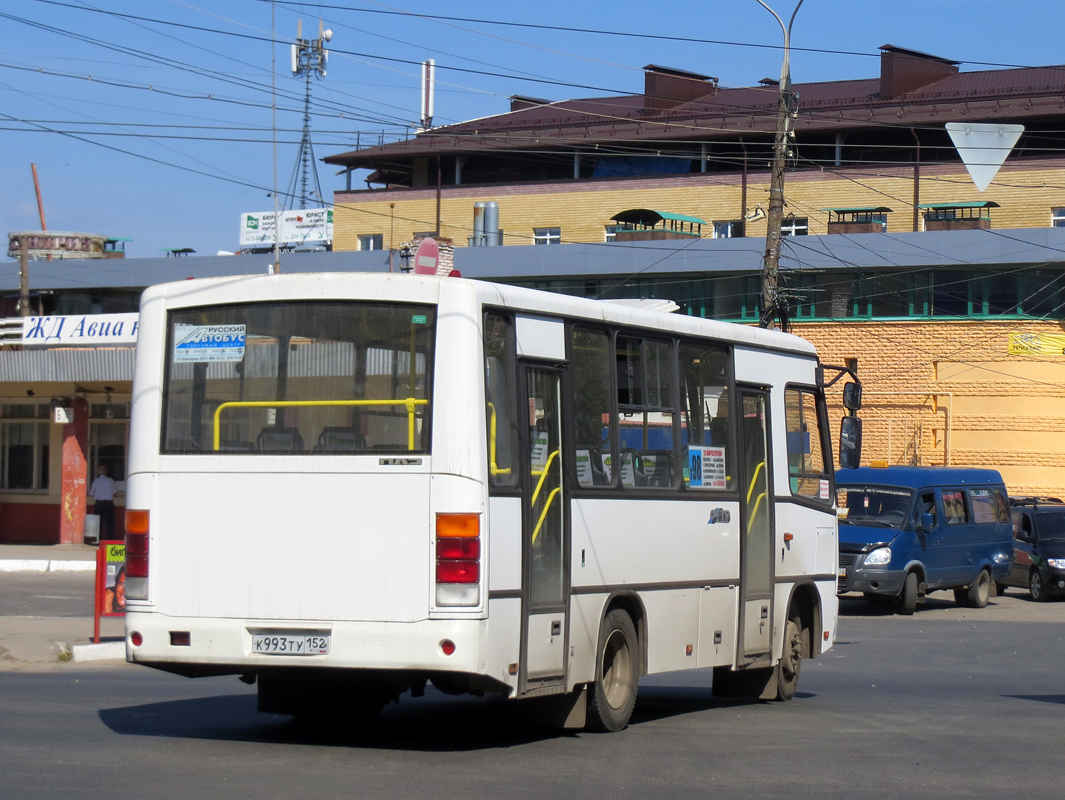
left=749, top=491, right=767, bottom=524
left=487, top=402, right=511, bottom=476
left=212, top=397, right=428, bottom=451
left=531, top=487, right=561, bottom=544
left=746, top=460, right=766, bottom=504
left=531, top=449, right=559, bottom=505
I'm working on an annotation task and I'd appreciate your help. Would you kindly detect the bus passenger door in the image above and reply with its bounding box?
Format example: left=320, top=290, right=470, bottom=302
left=519, top=365, right=568, bottom=693
left=738, top=387, right=773, bottom=661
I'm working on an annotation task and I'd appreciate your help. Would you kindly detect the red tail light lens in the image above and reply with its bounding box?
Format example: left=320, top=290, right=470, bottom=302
left=125, top=510, right=149, bottom=580
left=436, top=537, right=480, bottom=560
left=436, top=559, right=479, bottom=584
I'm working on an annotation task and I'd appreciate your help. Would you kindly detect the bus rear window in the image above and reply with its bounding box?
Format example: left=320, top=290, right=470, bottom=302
left=161, top=301, right=435, bottom=454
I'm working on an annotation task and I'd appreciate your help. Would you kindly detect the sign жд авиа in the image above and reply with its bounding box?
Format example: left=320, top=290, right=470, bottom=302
left=21, top=313, right=139, bottom=347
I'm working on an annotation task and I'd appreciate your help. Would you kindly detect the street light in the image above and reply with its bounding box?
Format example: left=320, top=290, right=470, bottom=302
left=756, top=0, right=804, bottom=331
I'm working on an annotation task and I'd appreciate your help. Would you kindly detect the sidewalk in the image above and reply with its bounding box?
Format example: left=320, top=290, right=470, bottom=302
left=0, top=543, right=127, bottom=670
left=0, top=543, right=98, bottom=573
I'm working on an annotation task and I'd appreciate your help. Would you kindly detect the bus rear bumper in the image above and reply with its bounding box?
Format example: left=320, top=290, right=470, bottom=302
left=124, top=612, right=504, bottom=686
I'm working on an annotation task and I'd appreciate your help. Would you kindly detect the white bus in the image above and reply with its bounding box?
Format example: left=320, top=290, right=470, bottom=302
left=124, top=272, right=852, bottom=732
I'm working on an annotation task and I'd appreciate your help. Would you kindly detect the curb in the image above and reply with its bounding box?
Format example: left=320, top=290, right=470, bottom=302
left=0, top=560, right=96, bottom=573
left=71, top=641, right=126, bottom=662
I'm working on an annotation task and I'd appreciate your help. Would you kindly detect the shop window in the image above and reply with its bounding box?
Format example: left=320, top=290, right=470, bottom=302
left=0, top=405, right=49, bottom=491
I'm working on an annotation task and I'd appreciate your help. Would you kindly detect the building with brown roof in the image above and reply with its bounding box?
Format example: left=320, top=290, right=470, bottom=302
left=319, top=46, right=1065, bottom=497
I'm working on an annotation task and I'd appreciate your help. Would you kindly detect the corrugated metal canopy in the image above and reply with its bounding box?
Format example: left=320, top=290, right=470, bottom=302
left=820, top=206, right=894, bottom=213
left=610, top=209, right=707, bottom=226
left=0, top=347, right=134, bottom=382
left=918, top=201, right=1001, bottom=209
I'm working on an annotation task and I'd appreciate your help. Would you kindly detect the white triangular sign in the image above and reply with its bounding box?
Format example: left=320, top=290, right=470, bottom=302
left=945, top=122, right=1023, bottom=192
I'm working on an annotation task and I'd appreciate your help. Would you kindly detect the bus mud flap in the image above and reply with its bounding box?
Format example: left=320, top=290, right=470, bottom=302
left=517, top=686, right=588, bottom=729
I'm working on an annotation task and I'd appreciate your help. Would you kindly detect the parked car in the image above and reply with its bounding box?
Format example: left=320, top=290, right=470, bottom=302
left=999, top=497, right=1065, bottom=601
left=836, top=466, right=1013, bottom=614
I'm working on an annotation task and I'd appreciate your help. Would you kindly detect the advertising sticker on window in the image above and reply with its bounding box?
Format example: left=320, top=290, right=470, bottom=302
left=173, top=324, right=246, bottom=363
left=688, top=446, right=726, bottom=489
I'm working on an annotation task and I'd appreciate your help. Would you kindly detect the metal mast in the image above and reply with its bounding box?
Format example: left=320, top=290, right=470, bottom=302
left=286, top=20, right=331, bottom=210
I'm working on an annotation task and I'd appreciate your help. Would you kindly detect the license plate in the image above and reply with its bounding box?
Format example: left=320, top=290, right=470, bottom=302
left=252, top=633, right=330, bottom=656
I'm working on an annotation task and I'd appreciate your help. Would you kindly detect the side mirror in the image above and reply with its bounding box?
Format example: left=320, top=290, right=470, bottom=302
left=838, top=415, right=862, bottom=470
left=843, top=382, right=862, bottom=411
left=916, top=511, right=934, bottom=533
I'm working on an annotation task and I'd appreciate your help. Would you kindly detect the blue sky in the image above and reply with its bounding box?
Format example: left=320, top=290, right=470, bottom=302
left=0, top=0, right=1062, bottom=260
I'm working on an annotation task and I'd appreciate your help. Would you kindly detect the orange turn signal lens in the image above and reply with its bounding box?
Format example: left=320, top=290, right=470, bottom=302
left=125, top=509, right=150, bottom=535
left=436, top=513, right=479, bottom=538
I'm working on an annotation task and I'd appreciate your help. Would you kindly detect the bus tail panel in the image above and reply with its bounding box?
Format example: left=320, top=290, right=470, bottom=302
left=136, top=469, right=433, bottom=623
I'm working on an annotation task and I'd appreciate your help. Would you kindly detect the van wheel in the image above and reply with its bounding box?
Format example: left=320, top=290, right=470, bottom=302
left=775, top=618, right=802, bottom=701
left=899, top=572, right=918, bottom=615
left=1029, top=570, right=1049, bottom=602
left=586, top=609, right=639, bottom=732
left=966, top=570, right=991, bottom=608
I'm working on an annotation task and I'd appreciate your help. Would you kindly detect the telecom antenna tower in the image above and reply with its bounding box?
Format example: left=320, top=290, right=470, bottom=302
left=287, top=20, right=331, bottom=210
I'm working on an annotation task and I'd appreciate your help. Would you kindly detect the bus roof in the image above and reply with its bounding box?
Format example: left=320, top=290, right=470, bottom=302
left=141, top=272, right=818, bottom=357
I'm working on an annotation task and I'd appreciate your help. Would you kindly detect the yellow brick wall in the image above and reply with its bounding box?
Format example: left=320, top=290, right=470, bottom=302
left=333, top=160, right=1065, bottom=248
left=792, top=319, right=1065, bottom=498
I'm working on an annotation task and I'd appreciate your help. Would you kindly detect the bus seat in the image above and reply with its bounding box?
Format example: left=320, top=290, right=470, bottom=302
left=218, top=440, right=256, bottom=452
left=257, top=426, right=305, bottom=452
left=314, top=426, right=365, bottom=452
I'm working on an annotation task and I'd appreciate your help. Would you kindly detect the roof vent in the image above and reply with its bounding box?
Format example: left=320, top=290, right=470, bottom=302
left=643, top=64, right=717, bottom=112
left=879, top=44, right=959, bottom=99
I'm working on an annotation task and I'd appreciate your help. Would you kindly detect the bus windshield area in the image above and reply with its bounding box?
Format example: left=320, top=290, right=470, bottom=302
left=161, top=301, right=435, bottom=454
left=836, top=485, right=914, bottom=529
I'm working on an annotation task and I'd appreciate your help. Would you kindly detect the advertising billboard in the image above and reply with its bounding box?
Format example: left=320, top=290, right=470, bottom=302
left=239, top=209, right=333, bottom=247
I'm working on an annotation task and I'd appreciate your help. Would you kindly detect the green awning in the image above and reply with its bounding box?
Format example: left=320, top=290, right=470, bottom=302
left=610, top=209, right=707, bottom=226
left=918, top=201, right=1000, bottom=209
left=820, top=206, right=893, bottom=214
left=106, top=237, right=133, bottom=243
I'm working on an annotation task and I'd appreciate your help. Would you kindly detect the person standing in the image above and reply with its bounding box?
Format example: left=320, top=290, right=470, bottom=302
left=88, top=464, right=118, bottom=541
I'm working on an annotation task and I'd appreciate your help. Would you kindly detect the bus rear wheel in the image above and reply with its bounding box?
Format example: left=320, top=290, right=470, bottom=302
left=586, top=609, right=639, bottom=732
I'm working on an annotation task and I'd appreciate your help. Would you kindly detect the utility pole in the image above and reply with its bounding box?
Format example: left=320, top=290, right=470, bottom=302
left=18, top=238, right=29, bottom=318
left=757, top=0, right=803, bottom=331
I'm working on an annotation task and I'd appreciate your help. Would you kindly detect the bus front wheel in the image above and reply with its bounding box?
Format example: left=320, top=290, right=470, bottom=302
left=586, top=609, right=639, bottom=732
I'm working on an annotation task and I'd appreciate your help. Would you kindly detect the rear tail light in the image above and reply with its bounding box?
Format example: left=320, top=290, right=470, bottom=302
left=436, top=513, right=481, bottom=607
left=125, top=510, right=150, bottom=600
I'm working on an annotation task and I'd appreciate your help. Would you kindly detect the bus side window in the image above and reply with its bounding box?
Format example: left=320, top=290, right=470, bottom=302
left=572, top=326, right=616, bottom=487
left=784, top=387, right=831, bottom=501
left=616, top=336, right=677, bottom=489
left=485, top=313, right=520, bottom=489
left=679, top=341, right=732, bottom=491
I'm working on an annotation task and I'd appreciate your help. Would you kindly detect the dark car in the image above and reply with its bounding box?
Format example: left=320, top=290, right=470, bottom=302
left=1000, top=498, right=1065, bottom=601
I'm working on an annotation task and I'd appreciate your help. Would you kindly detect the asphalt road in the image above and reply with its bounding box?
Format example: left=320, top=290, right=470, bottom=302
left=0, top=571, right=96, bottom=618
left=1, top=589, right=1063, bottom=799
